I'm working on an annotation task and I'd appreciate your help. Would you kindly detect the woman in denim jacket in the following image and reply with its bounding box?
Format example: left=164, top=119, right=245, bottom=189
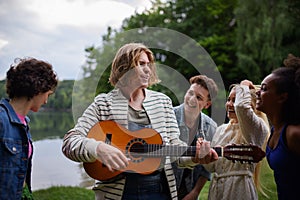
left=0, top=58, right=57, bottom=199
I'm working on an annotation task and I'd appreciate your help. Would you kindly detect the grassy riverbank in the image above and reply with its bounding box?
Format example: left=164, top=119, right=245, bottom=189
left=33, top=159, right=277, bottom=200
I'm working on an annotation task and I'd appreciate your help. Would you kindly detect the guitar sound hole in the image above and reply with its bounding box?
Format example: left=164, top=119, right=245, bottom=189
left=130, top=143, right=145, bottom=158
left=125, top=138, right=148, bottom=163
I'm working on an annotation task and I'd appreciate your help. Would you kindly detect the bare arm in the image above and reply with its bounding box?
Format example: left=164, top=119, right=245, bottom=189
left=287, top=125, right=300, bottom=155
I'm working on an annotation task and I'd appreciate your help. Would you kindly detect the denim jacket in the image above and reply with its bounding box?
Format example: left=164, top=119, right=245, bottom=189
left=172, top=104, right=217, bottom=194
left=0, top=98, right=33, bottom=200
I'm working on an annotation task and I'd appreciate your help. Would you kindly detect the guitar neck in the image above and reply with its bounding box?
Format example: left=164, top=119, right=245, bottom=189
left=149, top=145, right=264, bottom=163
left=137, top=145, right=223, bottom=157
left=178, top=146, right=224, bottom=157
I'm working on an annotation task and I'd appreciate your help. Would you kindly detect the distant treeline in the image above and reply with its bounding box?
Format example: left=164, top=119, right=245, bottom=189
left=0, top=79, right=74, bottom=111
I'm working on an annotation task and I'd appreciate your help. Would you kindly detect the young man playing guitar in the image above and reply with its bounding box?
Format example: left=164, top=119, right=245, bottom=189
left=62, top=43, right=218, bottom=200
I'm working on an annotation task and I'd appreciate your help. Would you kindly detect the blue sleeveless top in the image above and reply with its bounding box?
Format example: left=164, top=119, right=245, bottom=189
left=266, top=124, right=300, bottom=200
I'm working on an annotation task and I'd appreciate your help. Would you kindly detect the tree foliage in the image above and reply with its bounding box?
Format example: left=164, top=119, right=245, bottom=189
left=3, top=0, right=298, bottom=118
left=123, top=0, right=238, bottom=88
left=0, top=80, right=74, bottom=111
left=74, top=0, right=299, bottom=123
left=234, top=0, right=300, bottom=83
left=77, top=0, right=238, bottom=119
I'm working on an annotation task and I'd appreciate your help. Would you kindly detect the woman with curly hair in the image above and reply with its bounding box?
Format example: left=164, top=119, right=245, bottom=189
left=256, top=54, right=300, bottom=200
left=0, top=57, right=58, bottom=199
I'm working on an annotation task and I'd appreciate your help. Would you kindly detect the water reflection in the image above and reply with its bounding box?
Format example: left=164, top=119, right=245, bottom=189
left=29, top=111, right=94, bottom=191
left=29, top=111, right=75, bottom=140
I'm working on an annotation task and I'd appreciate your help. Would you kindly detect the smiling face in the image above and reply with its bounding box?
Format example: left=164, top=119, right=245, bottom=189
left=134, top=51, right=152, bottom=89
left=117, top=51, right=152, bottom=91
left=256, top=73, right=281, bottom=117
left=184, top=83, right=211, bottom=115
left=226, top=88, right=238, bottom=122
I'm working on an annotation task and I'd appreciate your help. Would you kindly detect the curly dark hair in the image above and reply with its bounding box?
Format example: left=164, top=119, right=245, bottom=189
left=6, top=57, right=58, bottom=100
left=272, top=54, right=300, bottom=124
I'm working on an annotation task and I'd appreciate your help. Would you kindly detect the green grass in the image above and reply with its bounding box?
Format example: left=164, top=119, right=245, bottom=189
left=257, top=159, right=278, bottom=200
left=33, top=186, right=94, bottom=200
left=33, top=159, right=277, bottom=200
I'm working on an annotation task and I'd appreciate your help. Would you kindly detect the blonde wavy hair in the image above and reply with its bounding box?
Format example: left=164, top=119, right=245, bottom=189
left=109, top=43, right=160, bottom=87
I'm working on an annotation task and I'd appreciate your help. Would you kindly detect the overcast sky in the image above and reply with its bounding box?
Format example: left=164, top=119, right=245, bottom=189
left=0, top=0, right=152, bottom=80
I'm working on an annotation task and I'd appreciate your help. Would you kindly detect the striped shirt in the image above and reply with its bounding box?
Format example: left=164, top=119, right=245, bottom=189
left=62, top=88, right=196, bottom=200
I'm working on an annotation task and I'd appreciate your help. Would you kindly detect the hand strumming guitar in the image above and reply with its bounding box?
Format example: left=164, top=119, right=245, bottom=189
left=96, top=141, right=129, bottom=172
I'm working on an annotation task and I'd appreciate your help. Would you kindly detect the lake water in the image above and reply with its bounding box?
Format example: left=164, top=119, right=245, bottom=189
left=29, top=111, right=94, bottom=191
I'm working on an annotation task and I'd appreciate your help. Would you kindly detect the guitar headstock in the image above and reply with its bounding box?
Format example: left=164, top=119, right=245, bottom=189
left=222, top=143, right=266, bottom=163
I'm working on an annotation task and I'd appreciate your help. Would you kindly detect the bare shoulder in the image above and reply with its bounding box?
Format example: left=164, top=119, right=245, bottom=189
left=286, top=125, right=300, bottom=155
left=287, top=125, right=300, bottom=137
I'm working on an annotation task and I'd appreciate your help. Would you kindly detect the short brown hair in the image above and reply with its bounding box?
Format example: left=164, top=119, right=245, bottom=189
left=189, top=75, right=218, bottom=100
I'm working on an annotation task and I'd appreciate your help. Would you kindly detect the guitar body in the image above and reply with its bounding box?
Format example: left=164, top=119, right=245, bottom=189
left=83, top=120, right=164, bottom=181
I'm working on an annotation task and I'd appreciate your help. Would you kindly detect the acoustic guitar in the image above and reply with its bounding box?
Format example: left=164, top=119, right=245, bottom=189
left=83, top=120, right=265, bottom=182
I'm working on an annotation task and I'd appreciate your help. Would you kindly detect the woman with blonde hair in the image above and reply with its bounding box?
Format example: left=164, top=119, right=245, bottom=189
left=62, top=43, right=218, bottom=200
left=203, top=80, right=270, bottom=200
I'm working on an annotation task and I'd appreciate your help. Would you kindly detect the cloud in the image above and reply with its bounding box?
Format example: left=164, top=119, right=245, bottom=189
left=0, top=0, right=152, bottom=80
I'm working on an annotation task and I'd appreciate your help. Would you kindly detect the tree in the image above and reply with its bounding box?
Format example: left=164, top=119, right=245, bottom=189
left=0, top=80, right=6, bottom=99
left=235, top=0, right=300, bottom=83
left=78, top=0, right=300, bottom=122
left=123, top=0, right=238, bottom=88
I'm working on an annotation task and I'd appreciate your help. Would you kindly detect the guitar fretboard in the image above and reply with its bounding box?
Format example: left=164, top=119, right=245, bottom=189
left=129, top=144, right=223, bottom=157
